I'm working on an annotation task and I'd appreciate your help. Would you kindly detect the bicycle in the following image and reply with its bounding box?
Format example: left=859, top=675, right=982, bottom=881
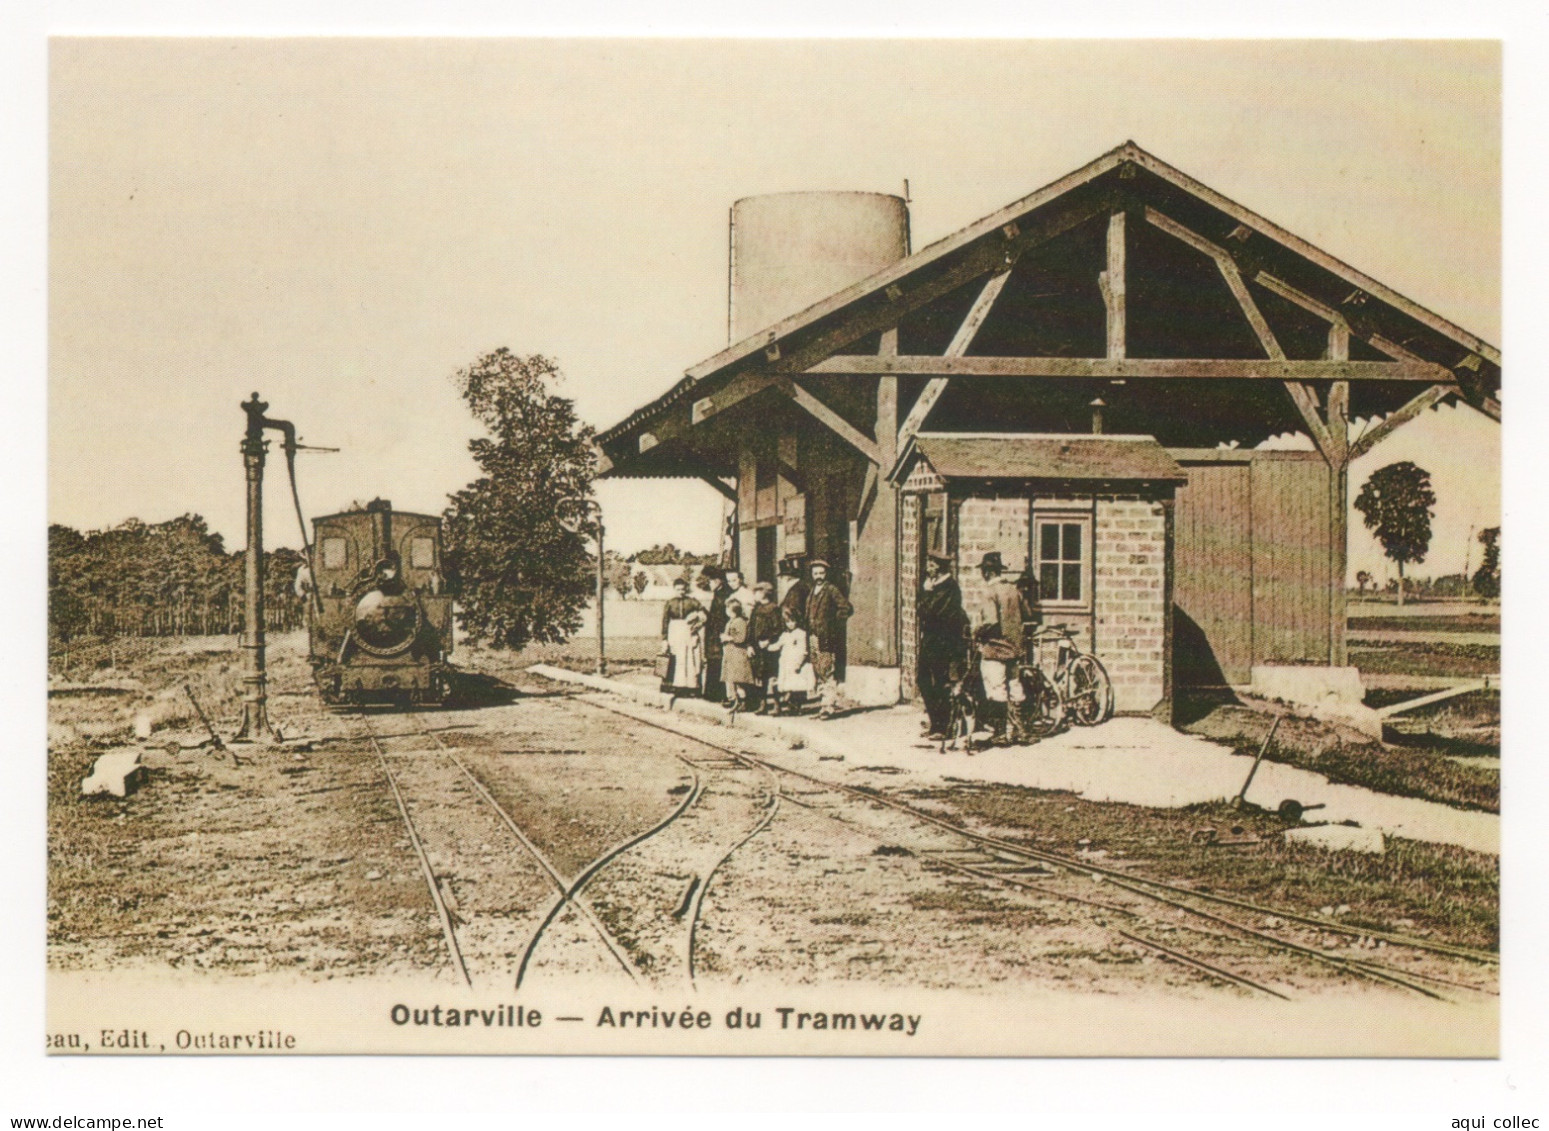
left=1015, top=624, right=1115, bottom=734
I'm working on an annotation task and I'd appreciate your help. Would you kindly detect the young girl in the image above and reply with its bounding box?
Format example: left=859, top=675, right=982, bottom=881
left=772, top=606, right=814, bottom=715
left=719, top=598, right=756, bottom=713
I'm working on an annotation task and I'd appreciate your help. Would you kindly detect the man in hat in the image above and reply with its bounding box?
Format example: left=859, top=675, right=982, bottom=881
left=778, top=554, right=810, bottom=624
left=917, top=553, right=968, bottom=739
left=972, top=551, right=1031, bottom=744
left=747, top=581, right=784, bottom=712
left=696, top=564, right=729, bottom=704
left=804, top=559, right=853, bottom=719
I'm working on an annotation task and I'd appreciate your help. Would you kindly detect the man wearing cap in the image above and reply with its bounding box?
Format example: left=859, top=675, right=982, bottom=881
left=917, top=553, right=968, bottom=739
left=804, top=559, right=853, bottom=719
left=972, top=551, right=1031, bottom=744
left=747, top=581, right=784, bottom=713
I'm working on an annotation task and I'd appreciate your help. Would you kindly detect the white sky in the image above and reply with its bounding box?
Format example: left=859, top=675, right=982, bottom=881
left=48, top=39, right=1499, bottom=577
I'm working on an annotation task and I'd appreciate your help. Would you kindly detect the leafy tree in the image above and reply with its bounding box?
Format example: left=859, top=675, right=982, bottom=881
left=610, top=557, right=634, bottom=600
left=1473, top=526, right=1500, bottom=599
left=1353, top=461, right=1435, bottom=606
left=635, top=543, right=682, bottom=565
left=632, top=570, right=648, bottom=597
left=1354, top=570, right=1372, bottom=595
left=442, top=349, right=597, bottom=649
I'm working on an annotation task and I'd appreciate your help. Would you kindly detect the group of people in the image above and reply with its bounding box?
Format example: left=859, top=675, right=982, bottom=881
left=916, top=550, right=1034, bottom=747
left=658, top=557, right=853, bottom=720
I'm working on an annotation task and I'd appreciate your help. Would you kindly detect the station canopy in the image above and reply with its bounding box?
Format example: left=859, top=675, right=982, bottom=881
left=597, top=142, right=1499, bottom=483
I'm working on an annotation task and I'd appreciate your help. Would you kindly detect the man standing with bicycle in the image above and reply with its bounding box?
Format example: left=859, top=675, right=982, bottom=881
left=972, top=551, right=1032, bottom=745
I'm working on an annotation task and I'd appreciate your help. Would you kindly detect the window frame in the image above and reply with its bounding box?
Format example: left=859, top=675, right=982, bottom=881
left=1029, top=510, right=1093, bottom=611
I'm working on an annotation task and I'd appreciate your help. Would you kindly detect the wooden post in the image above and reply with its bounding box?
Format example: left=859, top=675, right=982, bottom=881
left=1102, top=211, right=1126, bottom=360
left=1326, top=380, right=1350, bottom=666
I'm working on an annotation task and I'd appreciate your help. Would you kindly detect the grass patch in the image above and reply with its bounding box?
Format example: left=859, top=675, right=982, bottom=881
left=1349, top=615, right=1499, bottom=635
left=1178, top=694, right=1497, bottom=813
left=908, top=783, right=1498, bottom=951
left=1350, top=641, right=1499, bottom=678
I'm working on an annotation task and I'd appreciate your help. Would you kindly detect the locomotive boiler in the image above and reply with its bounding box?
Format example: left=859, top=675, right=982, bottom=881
left=306, top=499, right=454, bottom=704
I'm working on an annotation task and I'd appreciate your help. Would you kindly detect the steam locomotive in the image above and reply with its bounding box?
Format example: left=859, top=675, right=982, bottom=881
left=306, top=499, right=454, bottom=705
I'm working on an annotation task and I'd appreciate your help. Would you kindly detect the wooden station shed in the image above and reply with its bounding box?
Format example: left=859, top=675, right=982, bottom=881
left=596, top=143, right=1501, bottom=716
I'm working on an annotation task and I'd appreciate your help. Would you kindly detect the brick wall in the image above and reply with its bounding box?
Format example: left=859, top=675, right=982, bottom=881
left=955, top=496, right=1031, bottom=621
left=899, top=494, right=919, bottom=698
left=1094, top=494, right=1168, bottom=714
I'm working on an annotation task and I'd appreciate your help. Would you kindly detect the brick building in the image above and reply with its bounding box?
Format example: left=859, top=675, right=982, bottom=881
left=596, top=143, right=1500, bottom=717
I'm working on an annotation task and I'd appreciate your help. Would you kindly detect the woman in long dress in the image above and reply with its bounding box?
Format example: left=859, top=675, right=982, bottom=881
left=660, top=577, right=706, bottom=696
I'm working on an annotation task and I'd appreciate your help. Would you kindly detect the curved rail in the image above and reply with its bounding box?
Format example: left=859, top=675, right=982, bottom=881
left=685, top=768, right=783, bottom=987
left=396, top=714, right=639, bottom=984
left=565, top=691, right=1493, bottom=1000
left=514, top=763, right=705, bottom=989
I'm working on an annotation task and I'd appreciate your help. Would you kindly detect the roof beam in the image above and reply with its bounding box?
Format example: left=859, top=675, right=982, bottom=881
left=807, top=356, right=1454, bottom=381
left=1100, top=211, right=1126, bottom=359
left=1348, top=384, right=1455, bottom=463
left=688, top=370, right=782, bottom=424
left=698, top=475, right=738, bottom=502
left=764, top=193, right=1111, bottom=378
left=946, top=269, right=1012, bottom=358
left=1145, top=207, right=1285, bottom=360
left=888, top=269, right=1015, bottom=465
left=783, top=380, right=881, bottom=465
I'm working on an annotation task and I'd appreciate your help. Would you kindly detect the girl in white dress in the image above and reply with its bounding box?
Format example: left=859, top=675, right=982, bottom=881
left=772, top=606, right=814, bottom=714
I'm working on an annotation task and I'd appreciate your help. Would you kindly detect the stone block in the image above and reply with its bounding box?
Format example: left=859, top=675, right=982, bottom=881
left=1283, top=824, right=1386, bottom=855
left=81, top=748, right=145, bottom=798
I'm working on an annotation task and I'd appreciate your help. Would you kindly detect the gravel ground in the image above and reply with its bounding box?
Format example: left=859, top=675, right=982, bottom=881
left=46, top=633, right=1497, bottom=1005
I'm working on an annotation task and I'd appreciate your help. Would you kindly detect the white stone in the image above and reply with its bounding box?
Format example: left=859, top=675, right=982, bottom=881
left=1284, top=824, right=1386, bottom=854
left=81, top=749, right=145, bottom=798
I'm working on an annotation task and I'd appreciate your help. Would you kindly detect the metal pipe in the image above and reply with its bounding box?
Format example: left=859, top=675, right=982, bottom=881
left=596, top=514, right=607, bottom=676
left=235, top=393, right=276, bottom=743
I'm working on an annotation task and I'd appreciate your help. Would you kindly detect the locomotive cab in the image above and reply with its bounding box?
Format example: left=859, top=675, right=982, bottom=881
left=308, top=499, right=453, bottom=704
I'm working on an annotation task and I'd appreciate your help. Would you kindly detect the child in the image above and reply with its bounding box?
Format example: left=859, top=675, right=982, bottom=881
left=719, top=599, right=756, bottom=714
left=772, top=606, right=815, bottom=715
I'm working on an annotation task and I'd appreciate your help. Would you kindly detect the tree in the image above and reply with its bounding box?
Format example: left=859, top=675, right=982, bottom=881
left=1473, top=526, right=1500, bottom=599
left=442, top=350, right=598, bottom=649
left=610, top=556, right=633, bottom=601
left=632, top=570, right=648, bottom=597
left=1353, top=461, right=1435, bottom=606
left=1354, top=570, right=1373, bottom=595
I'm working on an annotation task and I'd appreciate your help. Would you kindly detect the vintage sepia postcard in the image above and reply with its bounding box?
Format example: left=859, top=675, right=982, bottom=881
left=45, top=38, right=1501, bottom=1060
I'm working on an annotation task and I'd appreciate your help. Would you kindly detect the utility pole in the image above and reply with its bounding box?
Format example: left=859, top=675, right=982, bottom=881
left=234, top=393, right=276, bottom=743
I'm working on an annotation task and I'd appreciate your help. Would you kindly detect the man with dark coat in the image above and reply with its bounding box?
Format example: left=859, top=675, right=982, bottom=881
left=804, top=559, right=853, bottom=719
left=697, top=565, right=729, bottom=704
left=917, top=553, right=968, bottom=739
left=778, top=555, right=810, bottom=624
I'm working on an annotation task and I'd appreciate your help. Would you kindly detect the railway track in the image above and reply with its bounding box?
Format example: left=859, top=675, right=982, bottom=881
left=354, top=705, right=785, bottom=990
left=565, top=691, right=1498, bottom=1003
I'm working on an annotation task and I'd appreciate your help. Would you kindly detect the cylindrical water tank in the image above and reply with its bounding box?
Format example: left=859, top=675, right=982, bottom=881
left=729, top=191, right=910, bottom=345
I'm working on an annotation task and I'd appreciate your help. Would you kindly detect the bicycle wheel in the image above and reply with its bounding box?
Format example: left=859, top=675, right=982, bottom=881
left=1015, top=666, right=1064, bottom=737
left=1066, top=654, right=1113, bottom=725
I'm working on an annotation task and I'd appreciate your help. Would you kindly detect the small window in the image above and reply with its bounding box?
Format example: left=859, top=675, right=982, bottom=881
left=410, top=536, right=436, bottom=569
left=321, top=537, right=347, bottom=570
left=1036, top=519, right=1086, bottom=604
